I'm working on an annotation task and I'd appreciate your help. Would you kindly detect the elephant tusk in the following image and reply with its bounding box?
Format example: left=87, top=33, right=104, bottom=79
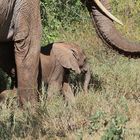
left=94, top=0, right=123, bottom=25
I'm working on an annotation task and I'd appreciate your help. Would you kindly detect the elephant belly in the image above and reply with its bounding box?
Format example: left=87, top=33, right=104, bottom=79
left=0, top=0, right=16, bottom=41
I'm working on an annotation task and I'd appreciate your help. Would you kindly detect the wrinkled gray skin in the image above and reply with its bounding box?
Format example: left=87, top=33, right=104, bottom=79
left=39, top=42, right=91, bottom=102
left=0, top=0, right=41, bottom=106
left=0, top=42, right=90, bottom=103
left=84, top=0, right=140, bottom=53
left=1, top=0, right=138, bottom=105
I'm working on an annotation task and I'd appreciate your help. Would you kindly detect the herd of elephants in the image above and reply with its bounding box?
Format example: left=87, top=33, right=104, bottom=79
left=0, top=0, right=140, bottom=107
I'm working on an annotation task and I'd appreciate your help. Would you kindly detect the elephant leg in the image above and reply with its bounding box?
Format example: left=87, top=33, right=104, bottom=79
left=62, top=69, right=75, bottom=104
left=47, top=81, right=62, bottom=101
left=14, top=4, right=41, bottom=106
left=82, top=63, right=91, bottom=94
left=10, top=67, right=17, bottom=89
left=46, top=64, right=64, bottom=101
left=0, top=89, right=17, bottom=102
left=15, top=38, right=40, bottom=106
left=62, top=82, right=75, bottom=104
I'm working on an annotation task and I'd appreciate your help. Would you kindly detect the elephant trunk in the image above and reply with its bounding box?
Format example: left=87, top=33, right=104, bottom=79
left=82, top=63, right=91, bottom=94
left=86, top=0, right=140, bottom=53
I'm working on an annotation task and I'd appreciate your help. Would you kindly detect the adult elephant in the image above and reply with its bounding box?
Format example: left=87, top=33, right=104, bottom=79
left=0, top=42, right=91, bottom=103
left=0, top=0, right=139, bottom=106
left=84, top=0, right=140, bottom=53
left=0, top=0, right=41, bottom=106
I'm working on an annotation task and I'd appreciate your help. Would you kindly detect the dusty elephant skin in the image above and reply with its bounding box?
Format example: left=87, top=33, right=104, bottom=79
left=1, top=0, right=139, bottom=106
left=39, top=42, right=91, bottom=102
left=0, top=0, right=41, bottom=106
left=0, top=42, right=91, bottom=103
left=84, top=0, right=140, bottom=54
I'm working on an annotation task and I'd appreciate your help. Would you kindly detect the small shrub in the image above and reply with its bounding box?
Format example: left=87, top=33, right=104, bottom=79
left=102, top=114, right=128, bottom=140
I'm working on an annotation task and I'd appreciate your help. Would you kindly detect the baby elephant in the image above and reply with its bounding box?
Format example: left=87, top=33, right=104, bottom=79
left=0, top=42, right=91, bottom=103
left=39, top=42, right=91, bottom=102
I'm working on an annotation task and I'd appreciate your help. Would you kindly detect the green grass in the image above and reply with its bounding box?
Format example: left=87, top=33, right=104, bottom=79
left=0, top=0, right=140, bottom=139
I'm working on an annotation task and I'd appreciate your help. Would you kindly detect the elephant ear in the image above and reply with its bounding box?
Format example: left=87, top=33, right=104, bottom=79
left=52, top=44, right=81, bottom=74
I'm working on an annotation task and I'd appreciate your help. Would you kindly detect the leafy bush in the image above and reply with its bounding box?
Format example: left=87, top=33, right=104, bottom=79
left=102, top=114, right=128, bottom=140
left=40, top=0, right=86, bottom=44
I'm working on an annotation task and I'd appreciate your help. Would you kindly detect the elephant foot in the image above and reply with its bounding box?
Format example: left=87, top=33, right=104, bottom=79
left=17, top=88, right=39, bottom=107
left=83, top=90, right=88, bottom=95
left=0, top=89, right=17, bottom=102
left=46, top=82, right=62, bottom=102
left=0, top=90, right=17, bottom=110
left=62, top=83, right=75, bottom=105
left=47, top=90, right=60, bottom=102
left=64, top=92, right=75, bottom=105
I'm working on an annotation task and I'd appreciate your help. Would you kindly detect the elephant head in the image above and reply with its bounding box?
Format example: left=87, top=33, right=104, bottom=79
left=51, top=42, right=91, bottom=93
left=51, top=42, right=83, bottom=74
left=82, top=0, right=140, bottom=53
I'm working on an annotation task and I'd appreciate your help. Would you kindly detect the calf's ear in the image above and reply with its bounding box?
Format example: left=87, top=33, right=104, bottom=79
left=52, top=44, right=81, bottom=74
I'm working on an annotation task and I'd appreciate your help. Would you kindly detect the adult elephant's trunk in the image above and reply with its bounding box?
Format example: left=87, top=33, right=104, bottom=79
left=85, top=0, right=140, bottom=53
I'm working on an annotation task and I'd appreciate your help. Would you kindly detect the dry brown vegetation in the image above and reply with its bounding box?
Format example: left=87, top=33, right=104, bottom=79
left=0, top=0, right=140, bottom=139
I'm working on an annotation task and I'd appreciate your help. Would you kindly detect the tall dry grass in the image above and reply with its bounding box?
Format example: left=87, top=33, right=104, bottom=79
left=0, top=0, right=140, bottom=139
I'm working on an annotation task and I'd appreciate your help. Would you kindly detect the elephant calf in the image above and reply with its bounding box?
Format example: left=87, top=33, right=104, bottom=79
left=0, top=42, right=91, bottom=103
left=39, top=42, right=91, bottom=102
